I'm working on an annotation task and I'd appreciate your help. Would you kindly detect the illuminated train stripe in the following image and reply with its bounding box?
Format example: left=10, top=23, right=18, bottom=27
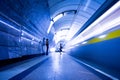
left=88, top=29, right=120, bottom=44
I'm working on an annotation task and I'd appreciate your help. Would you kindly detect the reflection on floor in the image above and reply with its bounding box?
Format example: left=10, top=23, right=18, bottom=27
left=0, top=52, right=113, bottom=80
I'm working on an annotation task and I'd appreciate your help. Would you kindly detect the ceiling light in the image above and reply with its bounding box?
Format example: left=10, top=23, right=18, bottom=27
left=53, top=13, right=63, bottom=22
left=47, top=21, right=54, bottom=33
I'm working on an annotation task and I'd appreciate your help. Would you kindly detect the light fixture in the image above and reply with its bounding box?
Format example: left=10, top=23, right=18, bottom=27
left=21, top=37, right=31, bottom=41
left=47, top=21, right=54, bottom=33
left=0, top=19, right=40, bottom=42
left=82, top=41, right=87, bottom=44
left=47, top=10, right=76, bottom=34
left=53, top=13, right=63, bottom=22
left=0, top=20, right=20, bottom=32
left=98, top=34, right=107, bottom=38
left=22, top=30, right=40, bottom=41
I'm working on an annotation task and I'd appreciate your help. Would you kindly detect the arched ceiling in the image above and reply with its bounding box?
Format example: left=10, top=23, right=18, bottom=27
left=0, top=0, right=119, bottom=47
left=48, top=0, right=106, bottom=43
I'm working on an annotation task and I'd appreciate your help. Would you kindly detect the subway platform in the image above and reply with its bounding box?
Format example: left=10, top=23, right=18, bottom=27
left=0, top=52, right=117, bottom=80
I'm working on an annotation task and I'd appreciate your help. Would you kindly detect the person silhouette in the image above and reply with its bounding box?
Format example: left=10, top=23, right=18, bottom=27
left=42, top=37, right=45, bottom=55
left=46, top=39, right=49, bottom=55
left=59, top=43, right=63, bottom=55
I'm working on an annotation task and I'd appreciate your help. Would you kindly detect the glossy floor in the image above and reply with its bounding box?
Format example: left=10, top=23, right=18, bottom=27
left=0, top=53, right=111, bottom=80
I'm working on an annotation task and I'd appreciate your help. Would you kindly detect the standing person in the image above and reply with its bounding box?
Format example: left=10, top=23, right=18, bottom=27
left=38, top=41, right=42, bottom=54
left=46, top=38, right=49, bottom=55
left=42, top=37, right=45, bottom=55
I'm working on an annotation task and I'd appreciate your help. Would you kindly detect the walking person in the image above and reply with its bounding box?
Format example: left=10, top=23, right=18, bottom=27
left=59, top=43, right=63, bottom=55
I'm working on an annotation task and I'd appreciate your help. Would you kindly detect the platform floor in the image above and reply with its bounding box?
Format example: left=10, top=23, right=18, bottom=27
left=0, top=52, right=114, bottom=80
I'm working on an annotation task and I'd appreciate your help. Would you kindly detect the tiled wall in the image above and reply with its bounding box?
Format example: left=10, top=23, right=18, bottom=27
left=0, top=0, right=50, bottom=60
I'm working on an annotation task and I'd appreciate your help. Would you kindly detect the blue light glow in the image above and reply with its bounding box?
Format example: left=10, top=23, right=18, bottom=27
left=66, top=1, right=120, bottom=46
left=0, top=20, right=20, bottom=32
